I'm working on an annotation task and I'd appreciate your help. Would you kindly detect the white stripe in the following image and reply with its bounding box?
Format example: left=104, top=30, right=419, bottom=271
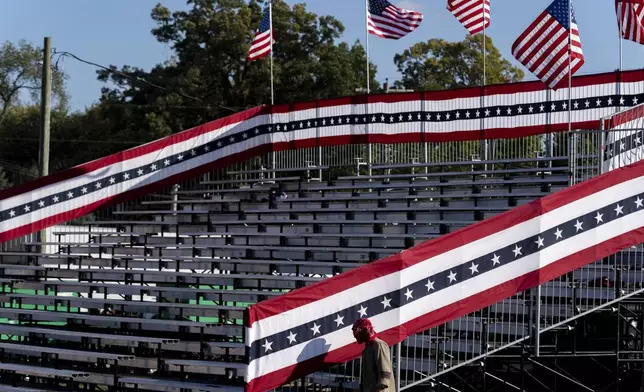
left=246, top=204, right=644, bottom=381
left=247, top=175, right=644, bottom=344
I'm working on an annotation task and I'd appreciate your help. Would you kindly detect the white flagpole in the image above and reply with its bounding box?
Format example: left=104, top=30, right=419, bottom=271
left=365, top=0, right=371, bottom=94
left=481, top=0, right=488, bottom=167
left=269, top=2, right=276, bottom=178
left=365, top=0, right=372, bottom=176
left=270, top=1, right=274, bottom=106
left=568, top=0, right=573, bottom=137
left=618, top=1, right=623, bottom=72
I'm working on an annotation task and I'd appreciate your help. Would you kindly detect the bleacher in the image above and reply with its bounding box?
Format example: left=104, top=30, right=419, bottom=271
left=1, top=153, right=632, bottom=391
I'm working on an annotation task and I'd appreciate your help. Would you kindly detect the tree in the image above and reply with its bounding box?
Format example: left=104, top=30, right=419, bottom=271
left=94, top=0, right=378, bottom=143
left=393, top=34, right=524, bottom=91
left=0, top=40, right=68, bottom=124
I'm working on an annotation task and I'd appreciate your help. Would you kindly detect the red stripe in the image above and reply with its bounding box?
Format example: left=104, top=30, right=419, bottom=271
left=246, top=157, right=644, bottom=326
left=245, top=225, right=644, bottom=392
left=0, top=106, right=268, bottom=201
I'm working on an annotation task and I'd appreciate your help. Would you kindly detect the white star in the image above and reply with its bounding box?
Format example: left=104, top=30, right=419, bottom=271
left=426, top=113, right=432, bottom=120
left=573, top=101, right=579, bottom=109
left=437, top=114, right=441, bottom=120
left=310, top=323, right=321, bottom=336
left=585, top=100, right=590, bottom=107
left=469, top=262, right=479, bottom=275
left=425, top=280, right=435, bottom=291
left=535, top=237, right=545, bottom=248
left=562, top=102, right=567, bottom=110
left=380, top=115, right=385, bottom=122
left=620, top=142, right=626, bottom=151
left=109, top=177, right=115, bottom=184
left=53, top=196, right=59, bottom=203
left=512, top=245, right=522, bottom=258
left=608, top=97, right=613, bottom=105
left=491, top=254, right=501, bottom=265
left=164, top=159, right=170, bottom=166
left=38, top=201, right=45, bottom=208
left=95, top=182, right=102, bottom=189
left=596, top=99, right=602, bottom=107
left=496, top=108, right=501, bottom=115
left=277, top=124, right=283, bottom=130
left=397, top=115, right=402, bottom=121
left=507, top=108, right=512, bottom=115
left=358, top=305, right=368, bottom=317
left=551, top=103, right=556, bottom=111
left=447, top=271, right=457, bottom=283
left=595, top=212, right=604, bottom=224
left=389, top=116, right=394, bottom=122
left=416, top=113, right=421, bottom=120
left=262, top=340, right=273, bottom=353
left=408, top=114, right=413, bottom=120
left=636, top=137, right=642, bottom=145
left=446, top=113, right=451, bottom=120
left=381, top=297, right=392, bottom=309
left=255, top=129, right=260, bottom=135
left=372, top=116, right=377, bottom=122
left=455, top=111, right=460, bottom=118
left=217, top=141, right=223, bottom=147
left=529, top=106, right=534, bottom=113
left=620, top=97, right=625, bottom=105
left=322, top=119, right=327, bottom=125
left=82, top=187, right=88, bottom=193
left=230, top=136, right=235, bottom=142
left=177, top=153, right=185, bottom=160
left=23, top=205, right=30, bottom=213
left=634, top=97, right=639, bottom=105
left=299, top=122, right=304, bottom=128
left=465, top=111, right=470, bottom=118
left=137, top=169, right=144, bottom=176
left=518, top=106, right=523, bottom=113
left=404, top=288, right=414, bottom=300
left=205, top=142, right=212, bottom=149
left=554, top=228, right=563, bottom=240
left=476, top=110, right=480, bottom=117
left=191, top=149, right=197, bottom=156
left=67, top=192, right=73, bottom=199
left=484, top=109, right=490, bottom=116
left=150, top=164, right=157, bottom=170
left=307, top=121, right=311, bottom=127
left=635, top=197, right=643, bottom=209
left=9, top=210, right=15, bottom=217
left=615, top=203, right=624, bottom=216
left=539, top=104, right=545, bottom=112
left=287, top=332, right=297, bottom=344
left=334, top=314, right=345, bottom=327
left=574, top=220, right=583, bottom=232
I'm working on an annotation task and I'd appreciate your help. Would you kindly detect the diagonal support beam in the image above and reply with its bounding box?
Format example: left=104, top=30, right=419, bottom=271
left=528, top=358, right=594, bottom=392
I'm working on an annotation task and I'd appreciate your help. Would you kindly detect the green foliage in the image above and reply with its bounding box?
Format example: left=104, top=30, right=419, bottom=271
left=393, top=35, right=524, bottom=91
left=0, top=40, right=68, bottom=123
left=94, top=0, right=378, bottom=144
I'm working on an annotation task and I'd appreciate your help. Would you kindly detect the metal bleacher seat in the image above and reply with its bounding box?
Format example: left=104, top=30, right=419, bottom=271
left=0, top=157, right=581, bottom=390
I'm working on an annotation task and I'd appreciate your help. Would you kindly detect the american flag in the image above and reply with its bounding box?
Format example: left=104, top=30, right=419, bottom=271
left=248, top=6, right=272, bottom=61
left=367, top=0, right=423, bottom=40
left=447, top=0, right=491, bottom=35
left=616, top=0, right=644, bottom=45
left=511, top=0, right=584, bottom=90
left=245, top=158, right=644, bottom=392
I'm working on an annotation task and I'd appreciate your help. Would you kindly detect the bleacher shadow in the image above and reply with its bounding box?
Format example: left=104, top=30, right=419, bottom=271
left=288, top=338, right=333, bottom=391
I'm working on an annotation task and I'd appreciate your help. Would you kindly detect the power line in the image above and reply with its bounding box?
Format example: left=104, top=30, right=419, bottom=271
left=0, top=136, right=147, bottom=145
left=52, top=50, right=239, bottom=113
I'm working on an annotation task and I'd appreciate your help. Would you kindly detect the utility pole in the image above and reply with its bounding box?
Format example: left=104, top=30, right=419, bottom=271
left=37, top=37, right=52, bottom=251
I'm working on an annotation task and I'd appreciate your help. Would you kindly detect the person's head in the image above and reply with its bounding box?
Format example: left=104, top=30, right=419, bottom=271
left=352, top=317, right=377, bottom=344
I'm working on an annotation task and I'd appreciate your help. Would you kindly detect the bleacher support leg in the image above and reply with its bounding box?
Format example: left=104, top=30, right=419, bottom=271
left=395, top=342, right=402, bottom=392
left=534, top=285, right=541, bottom=357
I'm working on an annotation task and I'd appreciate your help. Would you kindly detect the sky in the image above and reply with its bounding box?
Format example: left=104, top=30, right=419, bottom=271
left=0, top=0, right=642, bottom=112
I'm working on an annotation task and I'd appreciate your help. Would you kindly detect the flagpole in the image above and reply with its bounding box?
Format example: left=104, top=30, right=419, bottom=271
left=481, top=0, right=488, bottom=168
left=269, top=2, right=276, bottom=179
left=365, top=0, right=372, bottom=177
left=568, top=0, right=574, bottom=186
left=618, top=2, right=623, bottom=72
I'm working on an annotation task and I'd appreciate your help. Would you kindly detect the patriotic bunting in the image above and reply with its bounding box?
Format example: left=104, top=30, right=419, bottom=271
left=245, top=156, right=644, bottom=392
left=602, top=102, right=644, bottom=173
left=1, top=70, right=644, bottom=248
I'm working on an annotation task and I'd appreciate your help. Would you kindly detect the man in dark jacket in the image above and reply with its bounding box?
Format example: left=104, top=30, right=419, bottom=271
left=352, top=318, right=395, bottom=392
